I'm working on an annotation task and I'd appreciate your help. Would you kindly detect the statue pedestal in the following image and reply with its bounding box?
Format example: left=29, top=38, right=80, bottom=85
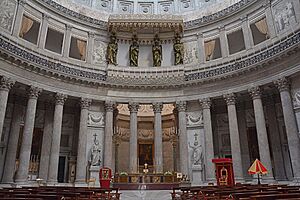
left=191, top=165, right=204, bottom=186
left=89, top=166, right=100, bottom=187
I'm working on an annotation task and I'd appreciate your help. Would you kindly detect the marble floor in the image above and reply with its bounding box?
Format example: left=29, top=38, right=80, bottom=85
left=120, top=190, right=172, bottom=200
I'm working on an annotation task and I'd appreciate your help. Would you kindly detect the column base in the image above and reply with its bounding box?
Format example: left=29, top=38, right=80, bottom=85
left=46, top=180, right=58, bottom=186
left=292, top=177, right=300, bottom=185
left=74, top=180, right=88, bottom=187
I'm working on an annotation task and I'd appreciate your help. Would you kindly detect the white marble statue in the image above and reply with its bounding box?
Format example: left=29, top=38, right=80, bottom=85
left=189, top=133, right=204, bottom=169
left=90, top=134, right=101, bottom=166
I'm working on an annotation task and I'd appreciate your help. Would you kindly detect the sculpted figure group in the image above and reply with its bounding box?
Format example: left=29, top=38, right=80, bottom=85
left=106, top=33, right=184, bottom=67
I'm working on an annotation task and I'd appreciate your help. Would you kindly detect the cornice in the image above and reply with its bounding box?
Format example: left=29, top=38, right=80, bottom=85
left=34, top=0, right=257, bottom=31
left=0, top=31, right=300, bottom=90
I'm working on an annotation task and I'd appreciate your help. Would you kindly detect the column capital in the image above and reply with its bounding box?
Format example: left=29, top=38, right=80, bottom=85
left=128, top=102, right=140, bottom=113
left=248, top=86, right=262, bottom=100
left=223, top=93, right=236, bottom=105
left=66, top=24, right=73, bottom=31
left=80, top=98, right=91, bottom=109
left=274, top=77, right=290, bottom=92
left=175, top=101, right=186, bottom=112
left=152, top=102, right=163, bottom=113
left=105, top=101, right=116, bottom=112
left=28, top=86, right=42, bottom=99
left=0, top=76, right=15, bottom=91
left=55, top=93, right=67, bottom=105
left=199, top=98, right=211, bottom=109
left=18, top=0, right=26, bottom=6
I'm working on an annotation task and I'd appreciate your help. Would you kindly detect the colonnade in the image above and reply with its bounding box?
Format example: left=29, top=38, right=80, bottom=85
left=0, top=75, right=300, bottom=185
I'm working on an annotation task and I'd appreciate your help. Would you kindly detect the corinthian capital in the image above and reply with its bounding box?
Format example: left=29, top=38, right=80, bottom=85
left=55, top=93, right=67, bottom=105
left=248, top=86, right=262, bottom=100
left=80, top=98, right=91, bottom=109
left=105, top=101, right=116, bottom=112
left=176, top=101, right=186, bottom=112
left=28, top=86, right=42, bottom=99
left=128, top=102, right=140, bottom=113
left=199, top=98, right=211, bottom=109
left=152, top=102, right=163, bottom=113
left=223, top=93, right=236, bottom=105
left=274, top=77, right=290, bottom=92
left=0, top=76, right=15, bottom=91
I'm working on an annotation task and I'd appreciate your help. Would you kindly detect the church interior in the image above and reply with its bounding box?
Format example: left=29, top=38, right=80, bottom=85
left=0, top=0, right=300, bottom=199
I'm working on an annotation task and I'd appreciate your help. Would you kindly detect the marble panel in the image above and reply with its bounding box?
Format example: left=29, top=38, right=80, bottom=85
left=272, top=0, right=297, bottom=33
left=183, top=41, right=199, bottom=65
left=0, top=0, right=17, bottom=33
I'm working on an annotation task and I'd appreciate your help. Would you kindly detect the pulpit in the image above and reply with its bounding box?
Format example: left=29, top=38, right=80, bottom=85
left=99, top=167, right=112, bottom=189
left=212, top=158, right=235, bottom=186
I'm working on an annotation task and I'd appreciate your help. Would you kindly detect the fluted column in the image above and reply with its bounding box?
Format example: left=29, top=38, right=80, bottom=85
left=104, top=101, right=115, bottom=170
left=38, top=102, right=53, bottom=182
left=47, top=93, right=67, bottom=184
left=2, top=102, right=23, bottom=183
left=15, top=86, right=42, bottom=183
left=128, top=102, right=139, bottom=173
left=0, top=76, right=14, bottom=143
left=176, top=101, right=189, bottom=176
left=274, top=78, right=300, bottom=180
left=224, top=93, right=244, bottom=181
left=199, top=98, right=215, bottom=182
left=75, top=98, right=91, bottom=184
left=249, top=87, right=274, bottom=180
left=153, top=102, right=163, bottom=173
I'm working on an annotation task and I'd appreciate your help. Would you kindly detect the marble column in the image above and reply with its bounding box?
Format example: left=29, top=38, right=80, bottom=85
left=249, top=86, right=274, bottom=180
left=265, top=96, right=286, bottom=180
left=223, top=93, right=244, bottom=181
left=219, top=26, right=229, bottom=57
left=274, top=77, right=300, bottom=180
left=0, top=76, right=14, bottom=144
left=104, top=101, right=115, bottom=170
left=38, top=102, right=53, bottom=182
left=12, top=0, right=25, bottom=37
left=128, top=102, right=139, bottom=173
left=47, top=93, right=67, bottom=184
left=15, top=86, right=42, bottom=183
left=87, top=33, right=95, bottom=64
left=38, top=14, right=49, bottom=49
left=75, top=98, right=91, bottom=184
left=2, top=102, right=23, bottom=183
left=176, top=101, right=189, bottom=176
left=153, top=102, right=163, bottom=173
left=63, top=25, right=72, bottom=58
left=199, top=98, right=215, bottom=182
left=241, top=16, right=254, bottom=49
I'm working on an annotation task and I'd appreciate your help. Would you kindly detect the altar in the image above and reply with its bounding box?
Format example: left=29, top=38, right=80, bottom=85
left=113, top=173, right=182, bottom=190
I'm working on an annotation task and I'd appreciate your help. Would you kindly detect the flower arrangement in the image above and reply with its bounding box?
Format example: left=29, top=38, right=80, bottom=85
left=164, top=171, right=173, bottom=176
left=119, top=171, right=128, bottom=176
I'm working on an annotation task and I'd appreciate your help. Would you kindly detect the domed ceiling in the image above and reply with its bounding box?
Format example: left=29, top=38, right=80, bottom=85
left=53, top=0, right=242, bottom=21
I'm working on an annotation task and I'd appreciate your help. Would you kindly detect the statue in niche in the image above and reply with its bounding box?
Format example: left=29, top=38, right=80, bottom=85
left=188, top=133, right=204, bottom=169
left=106, top=33, right=118, bottom=65
left=173, top=34, right=184, bottom=65
left=152, top=35, right=162, bottom=67
left=90, top=133, right=101, bottom=166
left=129, top=35, right=139, bottom=66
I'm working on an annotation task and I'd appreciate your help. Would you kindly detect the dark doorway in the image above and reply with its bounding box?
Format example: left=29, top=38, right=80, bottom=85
left=247, top=127, right=259, bottom=162
left=58, top=156, right=66, bottom=183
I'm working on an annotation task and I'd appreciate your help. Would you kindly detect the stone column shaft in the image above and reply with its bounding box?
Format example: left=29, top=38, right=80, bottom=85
left=176, top=101, right=189, bottom=176
left=153, top=103, right=163, bottom=173
left=2, top=103, right=23, bottom=183
left=275, top=78, right=300, bottom=180
left=0, top=77, right=14, bottom=143
left=47, top=93, right=67, bottom=184
left=241, top=16, right=254, bottom=49
left=128, top=102, right=139, bottom=173
left=104, top=101, right=115, bottom=170
left=12, top=0, right=25, bottom=37
left=63, top=25, right=72, bottom=58
left=219, top=27, right=229, bottom=57
left=15, top=86, right=42, bottom=183
left=224, top=93, right=244, bottom=181
left=200, top=98, right=215, bottom=182
left=38, top=14, right=49, bottom=49
left=75, top=98, right=91, bottom=184
left=249, top=87, right=274, bottom=180
left=38, top=103, right=53, bottom=182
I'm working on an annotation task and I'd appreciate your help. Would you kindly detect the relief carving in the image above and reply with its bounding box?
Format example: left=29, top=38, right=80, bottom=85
left=186, top=111, right=203, bottom=127
left=293, top=90, right=300, bottom=108
left=88, top=111, right=104, bottom=127
left=0, top=0, right=17, bottom=32
left=93, top=40, right=107, bottom=65
left=274, top=2, right=296, bottom=33
left=183, top=41, right=198, bottom=64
